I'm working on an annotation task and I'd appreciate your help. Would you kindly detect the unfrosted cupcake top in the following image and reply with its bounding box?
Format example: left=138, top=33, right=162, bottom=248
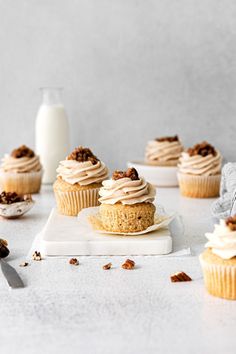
left=205, top=216, right=236, bottom=259
left=56, top=146, right=109, bottom=186
left=145, top=135, right=183, bottom=163
left=0, top=145, right=42, bottom=173
left=178, top=141, right=222, bottom=176
left=99, top=168, right=156, bottom=205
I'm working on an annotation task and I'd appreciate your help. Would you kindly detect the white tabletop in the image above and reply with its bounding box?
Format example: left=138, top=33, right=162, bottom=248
left=0, top=186, right=235, bottom=354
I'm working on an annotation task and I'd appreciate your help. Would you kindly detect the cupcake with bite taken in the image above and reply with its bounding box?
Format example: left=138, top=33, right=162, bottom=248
left=199, top=216, right=236, bottom=300
left=53, top=146, right=109, bottom=216
left=178, top=141, right=222, bottom=198
left=0, top=145, right=42, bottom=194
left=145, top=135, right=184, bottom=166
left=98, top=167, right=156, bottom=233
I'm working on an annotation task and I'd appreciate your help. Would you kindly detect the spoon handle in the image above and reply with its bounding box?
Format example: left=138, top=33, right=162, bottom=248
left=0, top=259, right=24, bottom=288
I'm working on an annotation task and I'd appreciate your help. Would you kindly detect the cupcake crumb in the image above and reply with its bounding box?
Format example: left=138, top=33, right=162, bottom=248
left=19, top=262, right=29, bottom=267
left=122, top=259, right=135, bottom=270
left=170, top=271, right=192, bottom=282
left=32, top=251, right=42, bottom=261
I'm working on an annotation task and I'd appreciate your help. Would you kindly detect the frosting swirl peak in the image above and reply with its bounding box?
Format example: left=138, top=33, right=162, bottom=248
left=205, top=218, right=236, bottom=259
left=178, top=150, right=221, bottom=176
left=145, top=137, right=183, bottom=163
left=99, top=177, right=156, bottom=205
left=1, top=154, right=42, bottom=173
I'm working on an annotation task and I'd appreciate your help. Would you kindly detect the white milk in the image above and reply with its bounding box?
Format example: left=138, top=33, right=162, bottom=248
left=35, top=88, right=70, bottom=184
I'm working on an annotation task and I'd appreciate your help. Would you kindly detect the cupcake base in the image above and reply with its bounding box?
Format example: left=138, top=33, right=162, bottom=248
left=177, top=173, right=221, bottom=198
left=200, top=249, right=236, bottom=300
left=0, top=170, right=42, bottom=195
left=53, top=178, right=102, bottom=216
left=99, top=202, right=156, bottom=233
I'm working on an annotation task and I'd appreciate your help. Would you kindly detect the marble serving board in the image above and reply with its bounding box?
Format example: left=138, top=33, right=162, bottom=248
left=40, top=208, right=172, bottom=256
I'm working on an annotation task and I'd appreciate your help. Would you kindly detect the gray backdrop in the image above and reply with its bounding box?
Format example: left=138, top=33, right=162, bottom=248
left=1, top=0, right=236, bottom=170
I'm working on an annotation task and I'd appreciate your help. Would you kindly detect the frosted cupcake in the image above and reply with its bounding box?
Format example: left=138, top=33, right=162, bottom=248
left=145, top=135, right=184, bottom=166
left=178, top=141, right=222, bottom=198
left=0, top=145, right=42, bottom=194
left=199, top=216, right=236, bottom=300
left=53, top=146, right=109, bottom=216
left=98, top=167, right=156, bottom=233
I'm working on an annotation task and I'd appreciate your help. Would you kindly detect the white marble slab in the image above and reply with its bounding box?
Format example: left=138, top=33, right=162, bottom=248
left=40, top=208, right=172, bottom=256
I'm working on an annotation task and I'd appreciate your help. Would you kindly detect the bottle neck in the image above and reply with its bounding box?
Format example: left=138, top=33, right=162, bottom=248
left=41, top=87, right=63, bottom=105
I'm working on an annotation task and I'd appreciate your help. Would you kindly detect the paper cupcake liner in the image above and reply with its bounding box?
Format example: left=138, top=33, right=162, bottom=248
left=199, top=255, right=236, bottom=300
left=0, top=170, right=42, bottom=195
left=177, top=173, right=220, bottom=198
left=54, top=187, right=100, bottom=216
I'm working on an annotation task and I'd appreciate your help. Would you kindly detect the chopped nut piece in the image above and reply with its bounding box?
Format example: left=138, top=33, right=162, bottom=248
left=225, top=215, right=236, bottom=231
left=0, top=238, right=10, bottom=258
left=112, top=167, right=139, bottom=181
left=103, top=262, right=112, bottom=270
left=69, top=258, right=79, bottom=265
left=187, top=141, right=216, bottom=157
left=156, top=135, right=179, bottom=143
left=67, top=146, right=99, bottom=165
left=19, top=262, right=29, bottom=267
left=11, top=145, right=35, bottom=158
left=122, top=259, right=135, bottom=270
left=0, top=191, right=25, bottom=204
left=32, top=251, right=42, bottom=261
left=170, top=272, right=192, bottom=282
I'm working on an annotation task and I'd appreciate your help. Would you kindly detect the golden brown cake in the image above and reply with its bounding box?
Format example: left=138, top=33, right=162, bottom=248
left=178, top=141, right=222, bottom=198
left=145, top=135, right=184, bottom=167
left=0, top=145, right=42, bottom=195
left=199, top=216, right=236, bottom=300
left=53, top=146, right=109, bottom=216
left=98, top=167, right=156, bottom=233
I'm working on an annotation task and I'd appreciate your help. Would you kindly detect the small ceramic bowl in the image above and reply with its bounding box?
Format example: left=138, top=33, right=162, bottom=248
left=127, top=161, right=179, bottom=187
left=0, top=196, right=35, bottom=219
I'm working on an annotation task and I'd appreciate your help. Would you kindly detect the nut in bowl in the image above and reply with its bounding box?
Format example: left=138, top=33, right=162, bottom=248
left=0, top=191, right=35, bottom=219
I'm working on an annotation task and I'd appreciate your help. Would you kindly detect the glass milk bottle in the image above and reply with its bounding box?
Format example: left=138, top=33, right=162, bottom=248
left=35, top=87, right=70, bottom=184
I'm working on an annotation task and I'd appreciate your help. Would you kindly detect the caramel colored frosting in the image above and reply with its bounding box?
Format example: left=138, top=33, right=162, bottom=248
left=205, top=218, right=236, bottom=259
left=1, top=155, right=42, bottom=173
left=178, top=150, right=221, bottom=176
left=99, top=177, right=156, bottom=205
left=57, top=160, right=109, bottom=186
left=145, top=137, right=183, bottom=163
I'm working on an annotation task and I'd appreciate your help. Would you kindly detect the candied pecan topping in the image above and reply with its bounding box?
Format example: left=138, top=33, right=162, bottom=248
left=67, top=146, right=99, bottom=165
left=11, top=145, right=35, bottom=158
left=156, top=135, right=179, bottom=143
left=69, top=258, right=79, bottom=265
left=19, top=262, right=29, bottom=267
left=0, top=239, right=10, bottom=258
left=0, top=191, right=24, bottom=204
left=112, top=168, right=139, bottom=181
left=170, top=272, right=192, bottom=282
left=225, top=215, right=236, bottom=231
left=103, top=262, right=112, bottom=270
left=122, top=259, right=135, bottom=270
left=187, top=141, right=216, bottom=157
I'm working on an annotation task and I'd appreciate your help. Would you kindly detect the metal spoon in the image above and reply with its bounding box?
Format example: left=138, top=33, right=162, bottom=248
left=0, top=241, right=24, bottom=288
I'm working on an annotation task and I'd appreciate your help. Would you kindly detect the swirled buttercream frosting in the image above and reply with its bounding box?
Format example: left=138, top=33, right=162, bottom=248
left=178, top=150, right=221, bottom=176
left=205, top=217, right=236, bottom=259
left=145, top=135, right=183, bottom=163
left=57, top=160, right=109, bottom=185
left=99, top=174, right=156, bottom=205
left=1, top=155, right=42, bottom=173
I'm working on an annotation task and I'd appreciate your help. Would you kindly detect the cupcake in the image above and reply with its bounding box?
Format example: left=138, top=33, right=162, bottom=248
left=199, top=216, right=236, bottom=300
left=145, top=135, right=184, bottom=166
left=98, top=167, right=156, bottom=233
left=0, top=145, right=42, bottom=194
left=53, top=146, right=109, bottom=216
left=178, top=141, right=222, bottom=198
